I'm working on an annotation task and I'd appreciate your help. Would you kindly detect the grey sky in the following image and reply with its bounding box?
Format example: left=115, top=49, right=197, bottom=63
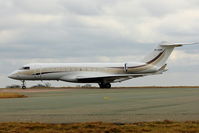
left=0, top=0, right=199, bottom=87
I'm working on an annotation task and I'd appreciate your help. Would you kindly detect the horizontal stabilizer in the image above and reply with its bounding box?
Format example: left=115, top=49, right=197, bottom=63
left=160, top=42, right=199, bottom=47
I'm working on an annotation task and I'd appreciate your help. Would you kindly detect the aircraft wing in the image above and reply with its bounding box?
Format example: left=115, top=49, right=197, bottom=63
left=76, top=74, right=141, bottom=83
left=60, top=72, right=160, bottom=83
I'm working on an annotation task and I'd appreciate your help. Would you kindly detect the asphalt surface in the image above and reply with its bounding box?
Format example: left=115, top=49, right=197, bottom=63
left=0, top=88, right=198, bottom=123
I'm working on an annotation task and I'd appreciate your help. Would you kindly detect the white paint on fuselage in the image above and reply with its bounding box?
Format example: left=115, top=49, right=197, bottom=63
left=9, top=61, right=157, bottom=82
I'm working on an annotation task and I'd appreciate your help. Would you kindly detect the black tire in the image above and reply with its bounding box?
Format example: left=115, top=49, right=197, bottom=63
left=99, top=83, right=104, bottom=88
left=98, top=83, right=111, bottom=89
left=105, top=83, right=111, bottom=88
left=22, top=86, right=26, bottom=89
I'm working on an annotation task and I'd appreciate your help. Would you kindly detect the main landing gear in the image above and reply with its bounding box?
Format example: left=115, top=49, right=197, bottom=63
left=21, top=80, right=26, bottom=89
left=98, top=83, right=111, bottom=88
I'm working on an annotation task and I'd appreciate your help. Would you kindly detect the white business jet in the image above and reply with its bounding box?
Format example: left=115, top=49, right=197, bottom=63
left=8, top=42, right=197, bottom=89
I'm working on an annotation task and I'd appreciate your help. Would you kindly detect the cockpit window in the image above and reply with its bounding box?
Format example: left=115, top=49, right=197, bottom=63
left=20, top=66, right=30, bottom=70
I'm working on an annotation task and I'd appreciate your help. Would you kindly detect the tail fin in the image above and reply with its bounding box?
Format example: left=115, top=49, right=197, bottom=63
left=142, top=41, right=197, bottom=68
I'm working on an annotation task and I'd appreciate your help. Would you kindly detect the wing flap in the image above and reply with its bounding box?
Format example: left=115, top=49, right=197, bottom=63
left=76, top=73, right=153, bottom=83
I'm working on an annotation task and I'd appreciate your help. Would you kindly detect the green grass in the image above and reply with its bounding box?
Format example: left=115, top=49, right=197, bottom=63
left=0, top=121, right=198, bottom=133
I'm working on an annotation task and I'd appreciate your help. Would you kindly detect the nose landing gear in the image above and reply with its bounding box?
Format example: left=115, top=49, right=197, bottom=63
left=98, top=83, right=111, bottom=88
left=21, top=80, right=26, bottom=89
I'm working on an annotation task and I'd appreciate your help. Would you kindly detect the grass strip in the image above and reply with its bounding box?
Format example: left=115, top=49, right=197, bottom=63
left=0, top=92, right=27, bottom=98
left=0, top=120, right=198, bottom=133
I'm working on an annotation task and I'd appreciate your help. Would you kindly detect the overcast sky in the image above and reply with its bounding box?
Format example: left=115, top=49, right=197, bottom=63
left=0, top=0, right=199, bottom=87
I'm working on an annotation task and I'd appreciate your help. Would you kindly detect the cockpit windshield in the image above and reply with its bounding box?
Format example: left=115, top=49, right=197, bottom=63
left=20, top=66, right=30, bottom=70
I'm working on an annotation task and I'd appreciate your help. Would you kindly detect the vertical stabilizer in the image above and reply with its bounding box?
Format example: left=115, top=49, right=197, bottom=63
left=142, top=42, right=182, bottom=68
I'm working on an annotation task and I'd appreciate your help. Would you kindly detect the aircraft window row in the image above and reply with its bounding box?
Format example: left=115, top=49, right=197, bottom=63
left=48, top=67, right=104, bottom=72
left=68, top=67, right=102, bottom=71
left=52, top=67, right=102, bottom=71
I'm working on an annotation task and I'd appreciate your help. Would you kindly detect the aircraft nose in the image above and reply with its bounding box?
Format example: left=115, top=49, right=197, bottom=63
left=8, top=71, right=18, bottom=79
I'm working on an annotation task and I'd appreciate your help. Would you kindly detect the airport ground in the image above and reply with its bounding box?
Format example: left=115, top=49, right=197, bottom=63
left=0, top=87, right=198, bottom=132
left=0, top=87, right=198, bottom=123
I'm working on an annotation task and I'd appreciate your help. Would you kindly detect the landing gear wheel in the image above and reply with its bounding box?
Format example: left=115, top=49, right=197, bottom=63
left=99, top=84, right=103, bottom=88
left=22, top=86, right=26, bottom=89
left=21, top=80, right=26, bottom=89
left=99, top=83, right=111, bottom=89
left=105, top=83, right=111, bottom=88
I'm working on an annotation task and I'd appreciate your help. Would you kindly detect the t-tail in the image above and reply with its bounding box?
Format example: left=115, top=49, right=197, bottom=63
left=142, top=41, right=198, bottom=71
